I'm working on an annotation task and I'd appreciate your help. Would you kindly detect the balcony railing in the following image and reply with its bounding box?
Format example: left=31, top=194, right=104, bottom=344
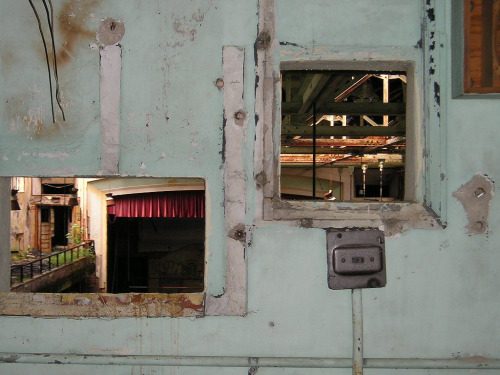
left=10, top=240, right=95, bottom=286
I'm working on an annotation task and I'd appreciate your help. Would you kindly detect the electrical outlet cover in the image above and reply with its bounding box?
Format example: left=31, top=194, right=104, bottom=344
left=327, top=230, right=386, bottom=290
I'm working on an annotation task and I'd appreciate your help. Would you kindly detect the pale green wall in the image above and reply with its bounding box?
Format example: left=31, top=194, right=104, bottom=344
left=1, top=1, right=499, bottom=374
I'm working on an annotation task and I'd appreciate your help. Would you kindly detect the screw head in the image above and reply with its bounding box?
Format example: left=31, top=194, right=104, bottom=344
left=474, top=187, right=485, bottom=198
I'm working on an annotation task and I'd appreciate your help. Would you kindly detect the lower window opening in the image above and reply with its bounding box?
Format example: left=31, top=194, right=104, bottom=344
left=9, top=177, right=205, bottom=295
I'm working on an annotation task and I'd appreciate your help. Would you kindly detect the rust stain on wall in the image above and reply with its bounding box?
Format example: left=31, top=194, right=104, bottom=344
left=23, top=109, right=43, bottom=134
left=56, top=0, right=98, bottom=65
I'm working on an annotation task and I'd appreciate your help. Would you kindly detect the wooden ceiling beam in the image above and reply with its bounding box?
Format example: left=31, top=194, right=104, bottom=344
left=281, top=146, right=404, bottom=154
left=282, top=102, right=405, bottom=116
left=282, top=122, right=406, bottom=137
left=280, top=153, right=403, bottom=164
left=282, top=138, right=387, bottom=147
left=299, top=74, right=332, bottom=114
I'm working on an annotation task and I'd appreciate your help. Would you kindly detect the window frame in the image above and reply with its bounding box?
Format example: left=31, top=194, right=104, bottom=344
left=463, top=0, right=500, bottom=94
left=279, top=69, right=408, bottom=203
left=0, top=45, right=249, bottom=318
left=256, top=59, right=443, bottom=235
left=452, top=0, right=500, bottom=98
left=1, top=177, right=207, bottom=318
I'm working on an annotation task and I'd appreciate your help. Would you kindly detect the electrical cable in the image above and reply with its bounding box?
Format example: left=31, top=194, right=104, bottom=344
left=312, top=101, right=317, bottom=199
left=28, top=0, right=55, bottom=123
left=41, top=0, right=65, bottom=121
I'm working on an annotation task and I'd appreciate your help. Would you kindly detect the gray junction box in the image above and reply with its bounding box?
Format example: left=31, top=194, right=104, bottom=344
left=327, top=229, right=386, bottom=290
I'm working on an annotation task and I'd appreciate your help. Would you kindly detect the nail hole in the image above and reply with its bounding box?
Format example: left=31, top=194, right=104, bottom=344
left=215, top=78, right=224, bottom=88
left=234, top=110, right=245, bottom=120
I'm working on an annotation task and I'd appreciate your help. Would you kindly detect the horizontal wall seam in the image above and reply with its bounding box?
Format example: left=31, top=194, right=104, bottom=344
left=0, top=354, right=498, bottom=369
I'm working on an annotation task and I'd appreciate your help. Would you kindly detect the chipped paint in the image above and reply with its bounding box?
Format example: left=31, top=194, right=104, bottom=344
left=266, top=199, right=442, bottom=236
left=0, top=292, right=204, bottom=318
left=171, top=6, right=212, bottom=43
left=38, top=151, right=70, bottom=160
left=0, top=355, right=19, bottom=364
left=23, top=107, right=44, bottom=134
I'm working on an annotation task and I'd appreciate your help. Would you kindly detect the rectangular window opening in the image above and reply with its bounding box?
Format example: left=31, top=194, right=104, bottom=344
left=9, top=177, right=206, bottom=295
left=280, top=70, right=406, bottom=202
left=464, top=0, right=500, bottom=93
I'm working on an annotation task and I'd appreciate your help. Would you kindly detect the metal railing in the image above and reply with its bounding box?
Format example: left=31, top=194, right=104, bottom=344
left=10, top=240, right=95, bottom=286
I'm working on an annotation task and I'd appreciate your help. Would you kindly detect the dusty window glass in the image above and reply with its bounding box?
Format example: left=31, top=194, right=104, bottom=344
left=281, top=71, right=406, bottom=202
left=9, top=177, right=205, bottom=295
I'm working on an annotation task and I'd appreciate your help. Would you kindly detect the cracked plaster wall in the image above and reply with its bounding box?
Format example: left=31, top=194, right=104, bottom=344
left=0, top=0, right=499, bottom=374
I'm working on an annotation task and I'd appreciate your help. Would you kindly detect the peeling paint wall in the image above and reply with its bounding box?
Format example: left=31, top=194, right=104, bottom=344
left=1, top=0, right=500, bottom=374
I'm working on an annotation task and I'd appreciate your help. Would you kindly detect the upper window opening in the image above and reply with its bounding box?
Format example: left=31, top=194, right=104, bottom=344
left=280, top=70, right=406, bottom=202
left=464, top=0, right=500, bottom=93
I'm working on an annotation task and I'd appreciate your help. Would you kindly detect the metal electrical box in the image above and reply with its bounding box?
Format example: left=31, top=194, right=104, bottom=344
left=327, top=230, right=386, bottom=290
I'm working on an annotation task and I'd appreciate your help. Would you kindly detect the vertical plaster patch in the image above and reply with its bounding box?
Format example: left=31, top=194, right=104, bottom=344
left=99, top=45, right=121, bottom=174
left=452, top=174, right=494, bottom=235
left=205, top=46, right=247, bottom=316
left=98, top=18, right=124, bottom=174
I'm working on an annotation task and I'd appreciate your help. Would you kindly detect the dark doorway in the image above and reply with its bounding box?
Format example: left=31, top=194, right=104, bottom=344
left=107, top=217, right=204, bottom=294
left=52, top=206, right=71, bottom=248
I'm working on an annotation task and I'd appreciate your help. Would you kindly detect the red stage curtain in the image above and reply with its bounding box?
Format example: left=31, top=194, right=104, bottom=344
left=108, top=191, right=204, bottom=218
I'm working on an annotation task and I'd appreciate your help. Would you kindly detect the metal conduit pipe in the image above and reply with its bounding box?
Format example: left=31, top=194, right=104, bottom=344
left=352, top=289, right=364, bottom=375
left=1, top=353, right=499, bottom=369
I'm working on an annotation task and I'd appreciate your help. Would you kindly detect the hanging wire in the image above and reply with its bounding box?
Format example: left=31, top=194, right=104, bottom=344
left=28, top=0, right=55, bottom=123
left=41, top=0, right=65, bottom=121
left=312, top=101, right=317, bottom=199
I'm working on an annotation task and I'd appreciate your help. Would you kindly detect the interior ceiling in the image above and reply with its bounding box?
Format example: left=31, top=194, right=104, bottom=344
left=87, top=178, right=205, bottom=196
left=281, top=71, right=406, bottom=168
